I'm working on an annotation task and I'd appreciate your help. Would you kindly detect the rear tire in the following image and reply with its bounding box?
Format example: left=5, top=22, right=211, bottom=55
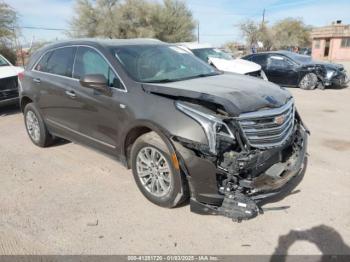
left=24, top=103, right=54, bottom=147
left=130, top=132, right=189, bottom=208
left=299, top=73, right=318, bottom=90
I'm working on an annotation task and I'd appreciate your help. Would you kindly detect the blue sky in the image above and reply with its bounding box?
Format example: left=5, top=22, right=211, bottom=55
left=8, top=0, right=350, bottom=46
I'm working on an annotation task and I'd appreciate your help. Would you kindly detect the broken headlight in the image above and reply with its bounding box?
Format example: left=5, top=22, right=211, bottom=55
left=326, top=69, right=336, bottom=79
left=176, top=102, right=235, bottom=154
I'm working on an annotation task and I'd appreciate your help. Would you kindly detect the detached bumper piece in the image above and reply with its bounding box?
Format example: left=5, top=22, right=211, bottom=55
left=218, top=192, right=259, bottom=222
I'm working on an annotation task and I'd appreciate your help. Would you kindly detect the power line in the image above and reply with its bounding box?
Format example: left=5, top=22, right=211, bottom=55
left=15, top=26, right=72, bottom=31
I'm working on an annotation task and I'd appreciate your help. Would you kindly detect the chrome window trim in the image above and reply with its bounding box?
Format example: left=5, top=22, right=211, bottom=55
left=46, top=118, right=116, bottom=149
left=31, top=44, right=128, bottom=93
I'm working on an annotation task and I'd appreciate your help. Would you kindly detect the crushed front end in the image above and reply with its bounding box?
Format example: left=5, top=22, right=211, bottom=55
left=173, top=98, right=309, bottom=221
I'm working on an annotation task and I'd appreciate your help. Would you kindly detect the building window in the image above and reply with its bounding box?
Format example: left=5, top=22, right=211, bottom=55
left=314, top=40, right=321, bottom=49
left=341, top=38, right=350, bottom=48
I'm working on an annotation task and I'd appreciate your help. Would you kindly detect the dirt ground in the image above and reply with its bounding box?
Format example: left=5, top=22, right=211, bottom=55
left=0, top=85, right=350, bottom=255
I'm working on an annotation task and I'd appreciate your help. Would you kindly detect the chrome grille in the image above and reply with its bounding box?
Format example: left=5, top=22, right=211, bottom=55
left=238, top=99, right=295, bottom=148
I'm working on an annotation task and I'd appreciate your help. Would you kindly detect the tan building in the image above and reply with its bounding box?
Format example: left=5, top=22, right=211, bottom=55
left=311, top=21, right=350, bottom=62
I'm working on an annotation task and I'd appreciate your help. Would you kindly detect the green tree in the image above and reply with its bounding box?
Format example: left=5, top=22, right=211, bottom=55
left=68, top=0, right=105, bottom=38
left=272, top=18, right=311, bottom=49
left=0, top=1, right=17, bottom=42
left=152, top=0, right=196, bottom=42
left=116, top=0, right=156, bottom=38
left=68, top=0, right=196, bottom=42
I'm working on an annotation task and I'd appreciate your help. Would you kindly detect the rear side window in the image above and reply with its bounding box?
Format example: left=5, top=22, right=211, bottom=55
left=35, top=51, right=52, bottom=72
left=268, top=55, right=294, bottom=67
left=250, top=54, right=267, bottom=66
left=35, top=47, right=76, bottom=77
left=74, top=47, right=123, bottom=89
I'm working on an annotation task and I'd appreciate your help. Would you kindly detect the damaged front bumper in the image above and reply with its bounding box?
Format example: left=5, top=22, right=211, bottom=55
left=173, top=118, right=308, bottom=221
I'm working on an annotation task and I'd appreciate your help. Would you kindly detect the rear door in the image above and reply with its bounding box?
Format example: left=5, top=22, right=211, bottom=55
left=31, top=46, right=85, bottom=137
left=249, top=54, right=268, bottom=71
left=265, top=55, right=298, bottom=86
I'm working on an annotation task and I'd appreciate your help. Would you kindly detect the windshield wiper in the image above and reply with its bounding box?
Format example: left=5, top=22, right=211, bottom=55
left=179, top=72, right=221, bottom=81
left=143, top=72, right=220, bottom=83
left=143, top=79, right=176, bottom=83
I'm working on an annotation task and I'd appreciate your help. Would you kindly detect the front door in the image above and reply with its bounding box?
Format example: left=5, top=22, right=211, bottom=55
left=68, top=46, right=129, bottom=153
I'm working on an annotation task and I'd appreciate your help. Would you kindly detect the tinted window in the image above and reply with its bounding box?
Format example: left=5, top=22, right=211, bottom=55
left=250, top=54, right=267, bottom=66
left=44, top=47, right=75, bottom=77
left=74, top=47, right=121, bottom=89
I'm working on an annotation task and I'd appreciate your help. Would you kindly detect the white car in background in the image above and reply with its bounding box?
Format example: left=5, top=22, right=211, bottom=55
left=178, top=43, right=268, bottom=80
left=0, top=54, right=24, bottom=106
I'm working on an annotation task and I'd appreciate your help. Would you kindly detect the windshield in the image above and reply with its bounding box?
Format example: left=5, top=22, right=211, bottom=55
left=0, top=55, right=10, bottom=66
left=114, top=45, right=218, bottom=83
left=192, top=48, right=233, bottom=62
left=285, top=52, right=312, bottom=64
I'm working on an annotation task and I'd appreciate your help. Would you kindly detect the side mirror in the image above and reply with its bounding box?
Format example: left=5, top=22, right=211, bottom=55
left=80, top=74, right=111, bottom=95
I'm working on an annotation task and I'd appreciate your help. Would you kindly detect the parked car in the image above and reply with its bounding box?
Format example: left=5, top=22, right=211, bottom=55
left=242, top=51, right=349, bottom=90
left=0, top=54, right=24, bottom=106
left=178, top=43, right=268, bottom=80
left=20, top=39, right=308, bottom=221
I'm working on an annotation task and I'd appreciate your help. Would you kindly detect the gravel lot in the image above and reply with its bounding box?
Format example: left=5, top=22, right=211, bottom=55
left=1, top=86, right=350, bottom=255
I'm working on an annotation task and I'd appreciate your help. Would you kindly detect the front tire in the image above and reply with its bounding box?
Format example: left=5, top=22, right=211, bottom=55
left=24, top=103, right=53, bottom=147
left=130, top=132, right=188, bottom=208
left=299, top=73, right=318, bottom=90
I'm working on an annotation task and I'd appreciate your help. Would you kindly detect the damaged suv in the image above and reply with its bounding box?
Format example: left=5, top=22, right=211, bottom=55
left=20, top=39, right=309, bottom=221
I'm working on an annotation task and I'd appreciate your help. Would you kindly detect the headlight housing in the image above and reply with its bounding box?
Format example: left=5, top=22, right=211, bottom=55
left=260, top=70, right=268, bottom=81
left=175, top=102, right=234, bottom=154
left=326, top=70, right=336, bottom=79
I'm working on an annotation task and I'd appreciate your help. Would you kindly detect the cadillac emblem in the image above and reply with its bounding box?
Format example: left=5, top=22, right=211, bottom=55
left=274, top=115, right=285, bottom=125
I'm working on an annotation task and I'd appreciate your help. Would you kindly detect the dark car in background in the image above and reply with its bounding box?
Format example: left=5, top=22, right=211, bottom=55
left=243, top=51, right=349, bottom=90
left=19, top=39, right=308, bottom=221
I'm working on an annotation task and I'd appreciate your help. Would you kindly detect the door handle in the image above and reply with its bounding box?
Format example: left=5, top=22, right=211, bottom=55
left=65, top=90, right=76, bottom=98
left=33, top=78, right=41, bottom=83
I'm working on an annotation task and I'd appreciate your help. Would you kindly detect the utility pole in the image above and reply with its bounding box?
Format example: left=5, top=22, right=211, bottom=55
left=197, top=21, right=200, bottom=43
left=262, top=8, right=265, bottom=25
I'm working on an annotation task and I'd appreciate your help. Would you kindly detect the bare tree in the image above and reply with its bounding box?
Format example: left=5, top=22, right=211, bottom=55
left=239, top=18, right=311, bottom=51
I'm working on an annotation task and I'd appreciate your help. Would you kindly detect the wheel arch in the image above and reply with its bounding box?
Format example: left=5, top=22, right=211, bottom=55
left=122, top=121, right=178, bottom=170
left=20, top=96, right=33, bottom=112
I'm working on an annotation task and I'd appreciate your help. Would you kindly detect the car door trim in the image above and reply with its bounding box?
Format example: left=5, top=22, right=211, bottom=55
left=46, top=118, right=116, bottom=149
left=31, top=44, right=128, bottom=93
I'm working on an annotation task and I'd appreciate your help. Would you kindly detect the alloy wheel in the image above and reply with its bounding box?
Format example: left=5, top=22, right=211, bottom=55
left=136, top=146, right=172, bottom=197
left=26, top=111, right=41, bottom=142
left=300, top=73, right=318, bottom=90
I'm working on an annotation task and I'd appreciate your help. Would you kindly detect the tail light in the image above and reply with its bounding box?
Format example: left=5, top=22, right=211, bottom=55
left=18, top=71, right=24, bottom=81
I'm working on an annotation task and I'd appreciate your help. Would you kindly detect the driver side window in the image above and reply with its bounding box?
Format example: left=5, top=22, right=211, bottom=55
left=74, top=47, right=123, bottom=90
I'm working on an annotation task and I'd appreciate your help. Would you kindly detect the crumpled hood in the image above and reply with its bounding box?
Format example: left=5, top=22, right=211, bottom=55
left=0, top=66, right=24, bottom=79
left=143, top=73, right=292, bottom=116
left=209, top=58, right=261, bottom=74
